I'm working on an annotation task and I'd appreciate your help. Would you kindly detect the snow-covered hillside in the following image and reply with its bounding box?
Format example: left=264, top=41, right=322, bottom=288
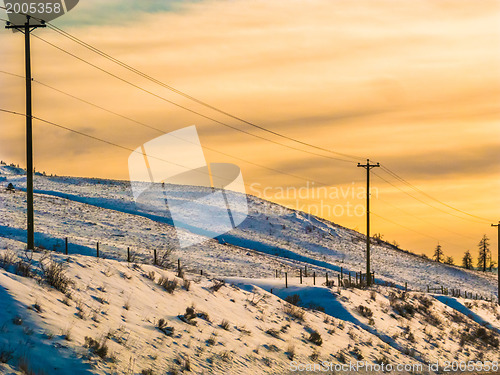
left=0, top=166, right=499, bottom=374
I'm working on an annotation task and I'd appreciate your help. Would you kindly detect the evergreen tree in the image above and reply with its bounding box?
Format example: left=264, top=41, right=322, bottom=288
left=477, top=235, right=490, bottom=272
left=433, top=243, right=444, bottom=263
left=444, top=256, right=454, bottom=265
left=462, top=250, right=473, bottom=270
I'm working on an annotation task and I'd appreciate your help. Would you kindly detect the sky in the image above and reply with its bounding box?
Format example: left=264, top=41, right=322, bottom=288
left=0, top=0, right=499, bottom=261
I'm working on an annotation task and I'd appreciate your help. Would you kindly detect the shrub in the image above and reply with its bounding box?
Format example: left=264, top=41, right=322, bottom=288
left=183, top=279, right=191, bottom=291
left=141, top=369, right=154, bottom=375
left=286, top=343, right=295, bottom=360
left=0, top=345, right=14, bottom=363
left=41, top=259, right=71, bottom=294
left=284, top=294, right=301, bottom=306
left=178, top=307, right=197, bottom=326
left=15, top=261, right=32, bottom=277
left=158, top=277, right=177, bottom=294
left=308, top=331, right=322, bottom=346
left=375, top=354, right=390, bottom=366
left=357, top=305, right=373, bottom=318
left=156, top=248, right=173, bottom=268
left=157, top=319, right=174, bottom=336
left=210, top=280, right=225, bottom=292
left=12, top=316, right=22, bottom=325
left=84, top=336, right=108, bottom=359
left=370, top=290, right=377, bottom=301
left=284, top=304, right=305, bottom=321
left=310, top=349, right=319, bottom=361
left=220, top=319, right=230, bottom=331
left=352, top=347, right=363, bottom=360
left=265, top=329, right=280, bottom=339
left=0, top=250, right=16, bottom=269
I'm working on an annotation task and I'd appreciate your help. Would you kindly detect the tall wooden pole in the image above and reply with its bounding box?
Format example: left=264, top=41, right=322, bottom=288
left=6, top=17, right=46, bottom=250
left=492, top=222, right=500, bottom=305
left=357, top=159, right=379, bottom=286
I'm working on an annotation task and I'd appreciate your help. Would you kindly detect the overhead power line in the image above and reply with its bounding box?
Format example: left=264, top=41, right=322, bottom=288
left=44, top=21, right=365, bottom=163
left=380, top=165, right=494, bottom=223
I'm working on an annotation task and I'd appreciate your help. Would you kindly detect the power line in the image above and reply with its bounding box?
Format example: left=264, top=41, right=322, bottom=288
left=30, top=33, right=355, bottom=165
left=0, top=70, right=333, bottom=187
left=44, top=21, right=365, bottom=163
left=380, top=165, right=493, bottom=223
left=373, top=171, right=489, bottom=225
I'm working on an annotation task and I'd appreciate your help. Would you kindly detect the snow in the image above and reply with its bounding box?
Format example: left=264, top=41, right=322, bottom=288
left=0, top=166, right=499, bottom=374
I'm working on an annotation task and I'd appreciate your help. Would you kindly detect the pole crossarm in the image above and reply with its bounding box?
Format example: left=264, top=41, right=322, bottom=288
left=492, top=221, right=500, bottom=305
left=5, top=15, right=45, bottom=250
left=357, top=159, right=380, bottom=286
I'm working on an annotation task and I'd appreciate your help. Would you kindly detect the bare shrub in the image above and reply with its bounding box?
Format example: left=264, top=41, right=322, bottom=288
left=15, top=260, right=32, bottom=277
left=157, top=277, right=177, bottom=294
left=308, top=331, right=323, bottom=346
left=265, top=328, right=280, bottom=339
left=220, top=319, right=230, bottom=331
left=0, top=345, right=14, bottom=363
left=284, top=304, right=305, bottom=321
left=284, top=294, right=300, bottom=306
left=0, top=250, right=16, bottom=269
left=183, top=279, right=191, bottom=291
left=141, top=369, right=154, bottom=375
left=286, top=343, right=295, bottom=360
left=357, top=305, right=373, bottom=318
left=156, top=318, right=174, bottom=336
left=156, top=248, right=173, bottom=268
left=84, top=336, right=108, bottom=359
left=210, top=280, right=225, bottom=292
left=40, top=258, right=71, bottom=294
left=61, top=327, right=72, bottom=341
left=179, top=307, right=197, bottom=326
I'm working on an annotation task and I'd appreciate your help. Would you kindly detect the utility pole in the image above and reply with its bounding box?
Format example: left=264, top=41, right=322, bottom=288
left=492, top=222, right=500, bottom=305
left=357, top=159, right=380, bottom=286
left=6, top=16, right=46, bottom=250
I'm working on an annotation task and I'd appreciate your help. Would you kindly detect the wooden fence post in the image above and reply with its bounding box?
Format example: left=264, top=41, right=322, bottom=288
left=313, top=272, right=316, bottom=285
left=305, top=266, right=308, bottom=278
left=285, top=272, right=288, bottom=288
left=276, top=269, right=278, bottom=278
left=356, top=272, right=359, bottom=285
left=340, top=267, right=343, bottom=279
left=153, top=249, right=157, bottom=265
left=177, top=259, right=181, bottom=277
left=405, top=282, right=407, bottom=292
left=300, top=269, right=302, bottom=284
left=96, top=242, right=99, bottom=258
left=326, top=273, right=328, bottom=285
left=127, top=247, right=130, bottom=263
left=372, top=272, right=375, bottom=285
left=349, top=272, right=351, bottom=286
left=65, top=237, right=68, bottom=255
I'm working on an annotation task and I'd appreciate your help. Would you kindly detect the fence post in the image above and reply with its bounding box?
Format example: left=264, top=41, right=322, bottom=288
left=326, top=273, right=328, bottom=285
left=300, top=269, right=302, bottom=284
left=340, top=267, right=343, bottom=279
left=65, top=237, right=68, bottom=255
left=177, top=259, right=181, bottom=277
left=96, top=242, right=99, bottom=258
left=313, top=272, right=316, bottom=285
left=127, top=247, right=130, bottom=263
left=276, top=269, right=278, bottom=278
left=405, top=282, right=407, bottom=292
left=349, top=272, right=351, bottom=286
left=337, top=274, right=341, bottom=287
left=356, top=272, right=358, bottom=285
left=285, top=272, right=288, bottom=288
left=372, top=272, right=375, bottom=285
left=305, top=266, right=308, bottom=278
left=441, top=286, right=444, bottom=294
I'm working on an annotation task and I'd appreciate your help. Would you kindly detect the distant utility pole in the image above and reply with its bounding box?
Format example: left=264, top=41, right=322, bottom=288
left=6, top=16, right=46, bottom=250
left=357, top=159, right=380, bottom=287
left=492, top=222, right=500, bottom=305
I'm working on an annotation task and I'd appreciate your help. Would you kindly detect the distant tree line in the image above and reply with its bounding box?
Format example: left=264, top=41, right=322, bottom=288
left=431, top=234, right=497, bottom=272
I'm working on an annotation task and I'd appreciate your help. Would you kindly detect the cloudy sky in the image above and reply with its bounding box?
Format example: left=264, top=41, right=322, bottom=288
left=0, top=0, right=499, bottom=260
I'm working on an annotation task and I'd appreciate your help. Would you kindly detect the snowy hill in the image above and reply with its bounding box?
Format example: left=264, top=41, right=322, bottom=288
left=0, top=166, right=499, bottom=374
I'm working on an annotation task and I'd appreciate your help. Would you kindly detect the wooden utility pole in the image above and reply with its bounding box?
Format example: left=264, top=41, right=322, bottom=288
left=357, top=159, right=380, bottom=286
left=492, top=222, right=500, bottom=305
left=6, top=16, right=46, bottom=250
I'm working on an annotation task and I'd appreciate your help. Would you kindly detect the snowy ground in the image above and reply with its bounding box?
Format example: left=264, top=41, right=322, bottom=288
left=0, top=166, right=499, bottom=374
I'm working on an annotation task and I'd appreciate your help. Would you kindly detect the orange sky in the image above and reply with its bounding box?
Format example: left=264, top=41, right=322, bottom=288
left=0, top=0, right=499, bottom=261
